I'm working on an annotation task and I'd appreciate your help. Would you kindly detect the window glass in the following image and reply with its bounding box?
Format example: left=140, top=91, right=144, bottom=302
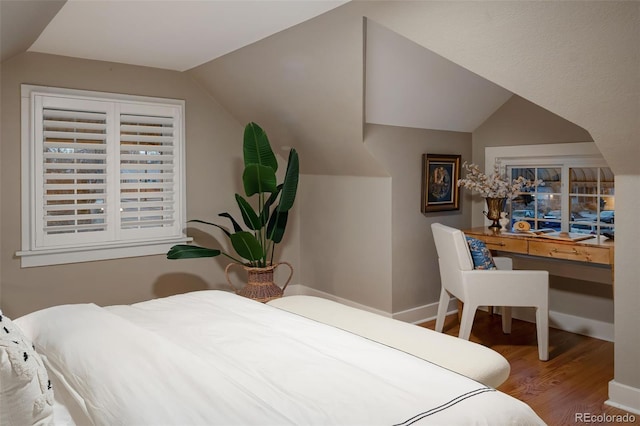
left=538, top=168, right=562, bottom=193
left=506, top=163, right=614, bottom=237
left=569, top=167, right=615, bottom=236
left=538, top=194, right=563, bottom=230
left=510, top=167, right=537, bottom=228
left=509, top=167, right=561, bottom=230
left=537, top=168, right=562, bottom=230
left=599, top=168, right=615, bottom=236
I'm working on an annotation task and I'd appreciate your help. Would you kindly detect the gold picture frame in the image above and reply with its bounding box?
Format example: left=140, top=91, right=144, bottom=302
left=421, top=154, right=461, bottom=213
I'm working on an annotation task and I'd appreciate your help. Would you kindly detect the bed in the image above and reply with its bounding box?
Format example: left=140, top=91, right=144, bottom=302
left=4, top=290, right=545, bottom=425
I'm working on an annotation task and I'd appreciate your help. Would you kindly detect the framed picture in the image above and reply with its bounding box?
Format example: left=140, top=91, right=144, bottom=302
left=421, top=154, right=461, bottom=213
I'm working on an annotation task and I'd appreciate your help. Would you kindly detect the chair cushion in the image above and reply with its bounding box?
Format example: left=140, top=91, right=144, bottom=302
left=465, top=236, right=497, bottom=270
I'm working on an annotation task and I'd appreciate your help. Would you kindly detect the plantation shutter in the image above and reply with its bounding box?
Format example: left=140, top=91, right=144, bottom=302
left=23, top=86, right=186, bottom=265
left=36, top=96, right=113, bottom=247
left=119, top=104, right=179, bottom=239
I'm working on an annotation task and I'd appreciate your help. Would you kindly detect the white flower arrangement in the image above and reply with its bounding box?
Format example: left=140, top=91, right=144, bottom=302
left=457, top=162, right=543, bottom=199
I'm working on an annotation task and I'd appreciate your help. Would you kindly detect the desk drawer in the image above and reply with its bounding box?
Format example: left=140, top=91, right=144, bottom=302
left=474, top=235, right=528, bottom=254
left=529, top=240, right=611, bottom=264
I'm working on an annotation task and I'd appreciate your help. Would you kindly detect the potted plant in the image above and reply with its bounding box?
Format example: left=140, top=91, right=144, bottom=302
left=167, top=122, right=299, bottom=302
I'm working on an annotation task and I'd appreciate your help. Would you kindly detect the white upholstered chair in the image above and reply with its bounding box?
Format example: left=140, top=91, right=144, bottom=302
left=431, top=223, right=550, bottom=361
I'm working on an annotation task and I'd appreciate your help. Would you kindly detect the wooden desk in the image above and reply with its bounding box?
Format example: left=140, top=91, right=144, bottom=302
left=463, top=227, right=614, bottom=270
left=462, top=228, right=615, bottom=316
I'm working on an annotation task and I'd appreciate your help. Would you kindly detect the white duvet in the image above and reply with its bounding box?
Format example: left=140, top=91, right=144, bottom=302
left=16, top=291, right=545, bottom=425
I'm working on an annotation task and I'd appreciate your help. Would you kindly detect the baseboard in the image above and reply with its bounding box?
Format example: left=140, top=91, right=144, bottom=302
left=503, top=306, right=614, bottom=342
left=392, top=299, right=458, bottom=324
left=286, top=284, right=459, bottom=323
left=606, top=380, right=640, bottom=415
left=284, top=284, right=392, bottom=318
left=285, top=284, right=614, bottom=341
left=551, top=311, right=614, bottom=342
left=370, top=302, right=613, bottom=342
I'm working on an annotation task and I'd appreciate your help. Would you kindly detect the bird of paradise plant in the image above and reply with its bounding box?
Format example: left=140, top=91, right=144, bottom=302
left=167, top=122, right=299, bottom=268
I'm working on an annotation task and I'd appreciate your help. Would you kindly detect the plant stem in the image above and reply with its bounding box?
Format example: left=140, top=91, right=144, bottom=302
left=221, top=252, right=246, bottom=265
left=259, top=191, right=267, bottom=267
left=269, top=242, right=275, bottom=266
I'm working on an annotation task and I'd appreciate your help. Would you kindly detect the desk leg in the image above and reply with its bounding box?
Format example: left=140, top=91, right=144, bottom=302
left=610, top=249, right=615, bottom=294
left=457, top=300, right=463, bottom=323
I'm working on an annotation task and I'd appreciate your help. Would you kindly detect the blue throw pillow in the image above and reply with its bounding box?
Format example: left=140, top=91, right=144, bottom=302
left=465, top=236, right=497, bottom=270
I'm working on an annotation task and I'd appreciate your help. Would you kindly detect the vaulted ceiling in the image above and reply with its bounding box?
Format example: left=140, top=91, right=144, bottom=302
left=25, top=0, right=349, bottom=72
left=1, top=0, right=512, bottom=135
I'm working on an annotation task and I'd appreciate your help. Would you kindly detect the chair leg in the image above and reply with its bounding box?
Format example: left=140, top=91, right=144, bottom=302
left=501, top=306, right=512, bottom=334
left=435, top=288, right=450, bottom=333
left=536, top=305, right=549, bottom=361
left=458, top=304, right=477, bottom=341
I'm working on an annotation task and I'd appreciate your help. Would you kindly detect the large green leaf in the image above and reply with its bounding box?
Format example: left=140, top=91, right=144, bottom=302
left=235, top=194, right=261, bottom=230
left=267, top=210, right=288, bottom=244
left=167, top=245, right=221, bottom=259
left=243, top=164, right=277, bottom=196
left=217, top=213, right=243, bottom=233
left=230, top=231, right=264, bottom=262
left=243, top=122, right=277, bottom=172
left=277, top=149, right=299, bottom=212
left=188, top=219, right=232, bottom=238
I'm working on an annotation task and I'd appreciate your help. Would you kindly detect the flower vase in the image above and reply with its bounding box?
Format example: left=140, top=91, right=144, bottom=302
left=484, top=197, right=506, bottom=230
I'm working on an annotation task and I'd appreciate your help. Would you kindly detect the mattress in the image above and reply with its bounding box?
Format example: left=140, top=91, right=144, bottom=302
left=15, top=290, right=545, bottom=425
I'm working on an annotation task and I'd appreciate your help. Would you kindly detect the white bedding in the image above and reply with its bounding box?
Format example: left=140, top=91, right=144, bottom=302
left=15, top=290, right=545, bottom=425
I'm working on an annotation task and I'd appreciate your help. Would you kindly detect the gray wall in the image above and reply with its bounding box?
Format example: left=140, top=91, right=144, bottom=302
left=299, top=174, right=393, bottom=312
left=297, top=124, right=472, bottom=314
left=365, top=124, right=472, bottom=313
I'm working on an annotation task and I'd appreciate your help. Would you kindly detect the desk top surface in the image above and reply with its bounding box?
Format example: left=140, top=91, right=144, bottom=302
left=464, top=227, right=614, bottom=248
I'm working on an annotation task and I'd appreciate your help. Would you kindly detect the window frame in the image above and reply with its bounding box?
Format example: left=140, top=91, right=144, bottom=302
left=485, top=143, right=614, bottom=236
left=18, top=85, right=190, bottom=267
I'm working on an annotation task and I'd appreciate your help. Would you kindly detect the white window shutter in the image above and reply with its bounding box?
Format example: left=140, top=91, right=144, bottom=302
left=119, top=104, right=181, bottom=239
left=35, top=96, right=114, bottom=248
left=20, top=85, right=188, bottom=266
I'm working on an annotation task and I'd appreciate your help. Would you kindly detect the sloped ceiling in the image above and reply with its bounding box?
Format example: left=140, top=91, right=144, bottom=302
left=25, top=0, right=348, bottom=72
left=188, top=3, right=384, bottom=176
left=362, top=1, right=639, bottom=174
left=365, top=20, right=512, bottom=133
left=0, top=0, right=65, bottom=63
left=1, top=0, right=511, bottom=137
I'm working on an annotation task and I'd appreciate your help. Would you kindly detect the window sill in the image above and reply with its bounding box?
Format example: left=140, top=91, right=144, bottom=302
left=16, top=236, right=192, bottom=268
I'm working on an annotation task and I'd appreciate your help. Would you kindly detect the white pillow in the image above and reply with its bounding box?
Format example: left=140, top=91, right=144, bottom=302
left=0, top=310, right=54, bottom=426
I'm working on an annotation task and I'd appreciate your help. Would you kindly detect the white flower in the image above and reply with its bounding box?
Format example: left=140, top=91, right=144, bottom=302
left=457, top=162, right=543, bottom=199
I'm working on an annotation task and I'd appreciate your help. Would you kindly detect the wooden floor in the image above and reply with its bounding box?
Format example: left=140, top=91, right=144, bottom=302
left=420, top=311, right=638, bottom=426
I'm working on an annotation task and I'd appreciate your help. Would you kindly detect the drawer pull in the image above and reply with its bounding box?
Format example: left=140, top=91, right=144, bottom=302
left=488, top=242, right=506, bottom=247
left=551, top=248, right=581, bottom=255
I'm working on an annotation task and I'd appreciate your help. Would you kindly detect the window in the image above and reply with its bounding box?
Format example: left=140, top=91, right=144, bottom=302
left=568, top=167, right=615, bottom=236
left=487, top=143, right=614, bottom=238
left=18, top=85, right=189, bottom=267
